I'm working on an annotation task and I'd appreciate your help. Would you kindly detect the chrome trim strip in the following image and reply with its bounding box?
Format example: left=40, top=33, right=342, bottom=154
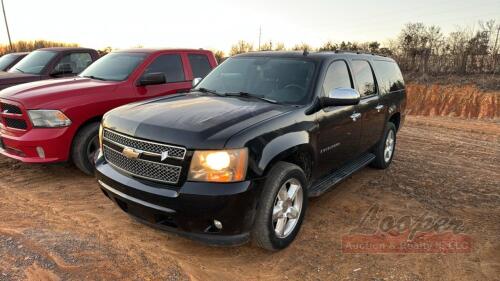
left=103, top=145, right=181, bottom=184
left=98, top=180, right=175, bottom=213
left=103, top=129, right=186, bottom=160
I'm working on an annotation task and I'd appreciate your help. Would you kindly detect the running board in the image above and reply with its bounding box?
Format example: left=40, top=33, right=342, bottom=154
left=308, top=153, right=375, bottom=197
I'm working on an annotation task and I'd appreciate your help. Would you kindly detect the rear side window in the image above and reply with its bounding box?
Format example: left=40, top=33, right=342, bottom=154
left=56, top=52, right=93, bottom=74
left=144, top=54, right=185, bottom=83
left=188, top=54, right=212, bottom=78
left=322, top=60, right=352, bottom=96
left=351, top=60, right=376, bottom=97
left=372, top=60, right=405, bottom=94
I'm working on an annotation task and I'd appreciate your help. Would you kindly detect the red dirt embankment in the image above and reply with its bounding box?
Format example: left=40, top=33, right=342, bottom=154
left=406, top=83, right=499, bottom=119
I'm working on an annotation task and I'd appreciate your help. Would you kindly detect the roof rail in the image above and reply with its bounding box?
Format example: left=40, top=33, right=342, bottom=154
left=326, top=49, right=385, bottom=57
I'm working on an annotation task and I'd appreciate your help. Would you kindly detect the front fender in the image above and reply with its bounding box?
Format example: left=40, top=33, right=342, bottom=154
left=256, top=131, right=310, bottom=175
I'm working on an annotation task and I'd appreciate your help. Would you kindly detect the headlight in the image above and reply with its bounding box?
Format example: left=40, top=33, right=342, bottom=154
left=188, top=148, right=248, bottom=182
left=28, top=110, right=72, bottom=127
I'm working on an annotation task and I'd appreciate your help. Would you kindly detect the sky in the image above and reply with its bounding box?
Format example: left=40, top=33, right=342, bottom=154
left=1, top=0, right=499, bottom=53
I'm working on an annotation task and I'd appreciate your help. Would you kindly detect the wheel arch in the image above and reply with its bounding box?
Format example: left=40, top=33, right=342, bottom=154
left=257, top=131, right=315, bottom=181
left=388, top=112, right=401, bottom=131
left=68, top=115, right=103, bottom=162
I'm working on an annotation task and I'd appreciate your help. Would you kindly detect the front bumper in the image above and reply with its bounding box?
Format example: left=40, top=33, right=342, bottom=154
left=0, top=126, right=72, bottom=163
left=95, top=154, right=262, bottom=246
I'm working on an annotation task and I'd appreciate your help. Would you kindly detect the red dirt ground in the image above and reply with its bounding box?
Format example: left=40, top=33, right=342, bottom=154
left=0, top=115, right=499, bottom=280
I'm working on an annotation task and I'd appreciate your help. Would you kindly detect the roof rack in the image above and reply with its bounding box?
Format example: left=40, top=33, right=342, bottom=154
left=328, top=50, right=383, bottom=56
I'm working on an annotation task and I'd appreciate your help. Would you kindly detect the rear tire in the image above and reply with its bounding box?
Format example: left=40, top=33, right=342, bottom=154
left=71, top=122, right=100, bottom=175
left=252, top=161, right=308, bottom=251
left=370, top=122, right=397, bottom=169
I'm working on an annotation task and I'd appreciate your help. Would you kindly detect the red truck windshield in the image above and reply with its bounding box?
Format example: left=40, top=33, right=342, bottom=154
left=8, top=50, right=57, bottom=75
left=80, top=53, right=147, bottom=81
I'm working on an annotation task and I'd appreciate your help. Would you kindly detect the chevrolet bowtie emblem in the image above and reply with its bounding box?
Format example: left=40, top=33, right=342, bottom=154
left=161, top=151, right=169, bottom=161
left=122, top=147, right=141, bottom=159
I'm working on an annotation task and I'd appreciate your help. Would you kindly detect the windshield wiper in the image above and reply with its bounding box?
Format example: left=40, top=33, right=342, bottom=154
left=195, top=87, right=224, bottom=96
left=82, top=75, right=107, bottom=81
left=14, top=67, right=25, bottom=74
left=224, top=91, right=278, bottom=104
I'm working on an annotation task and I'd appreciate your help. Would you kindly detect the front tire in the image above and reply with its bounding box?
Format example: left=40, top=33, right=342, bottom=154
left=371, top=122, right=397, bottom=169
left=252, top=161, right=308, bottom=251
left=71, top=122, right=100, bottom=175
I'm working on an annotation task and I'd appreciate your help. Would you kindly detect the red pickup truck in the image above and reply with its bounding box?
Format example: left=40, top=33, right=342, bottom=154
left=0, top=48, right=217, bottom=174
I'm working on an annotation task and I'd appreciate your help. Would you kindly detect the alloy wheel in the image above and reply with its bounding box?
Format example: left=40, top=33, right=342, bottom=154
left=384, top=130, right=395, bottom=163
left=272, top=178, right=303, bottom=238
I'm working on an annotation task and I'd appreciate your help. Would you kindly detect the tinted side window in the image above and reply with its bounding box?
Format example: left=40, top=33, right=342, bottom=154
left=188, top=54, right=212, bottom=78
left=56, top=52, right=93, bottom=74
left=322, top=60, right=352, bottom=96
left=351, top=60, right=376, bottom=97
left=144, top=54, right=185, bottom=83
left=372, top=60, right=405, bottom=94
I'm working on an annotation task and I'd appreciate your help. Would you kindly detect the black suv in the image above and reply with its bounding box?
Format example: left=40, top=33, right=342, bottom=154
left=95, top=51, right=406, bottom=250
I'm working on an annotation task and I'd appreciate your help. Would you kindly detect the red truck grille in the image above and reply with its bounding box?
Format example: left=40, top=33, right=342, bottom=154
left=0, top=101, right=30, bottom=131
left=4, top=118, right=28, bottom=130
left=0, top=103, right=22, bottom=114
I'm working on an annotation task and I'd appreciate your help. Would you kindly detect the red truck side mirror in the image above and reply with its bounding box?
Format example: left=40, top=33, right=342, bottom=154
left=137, top=72, right=167, bottom=86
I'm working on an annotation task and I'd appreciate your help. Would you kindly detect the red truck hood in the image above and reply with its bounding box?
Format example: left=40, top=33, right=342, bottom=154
left=0, top=77, right=120, bottom=109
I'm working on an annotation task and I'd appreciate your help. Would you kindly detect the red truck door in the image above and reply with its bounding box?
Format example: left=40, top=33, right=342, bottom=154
left=134, top=53, right=192, bottom=98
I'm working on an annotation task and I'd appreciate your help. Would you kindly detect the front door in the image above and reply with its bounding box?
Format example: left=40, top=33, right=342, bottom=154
left=317, top=60, right=362, bottom=177
left=134, top=53, right=192, bottom=99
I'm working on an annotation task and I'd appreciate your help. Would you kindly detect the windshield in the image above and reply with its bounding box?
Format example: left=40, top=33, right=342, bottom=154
left=196, top=57, right=316, bottom=104
left=8, top=51, right=57, bottom=74
left=80, top=52, right=147, bottom=81
left=0, top=54, right=18, bottom=71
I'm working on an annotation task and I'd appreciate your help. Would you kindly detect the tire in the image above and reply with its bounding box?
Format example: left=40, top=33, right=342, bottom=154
left=71, top=122, right=100, bottom=175
left=370, top=122, right=397, bottom=169
left=252, top=161, right=308, bottom=251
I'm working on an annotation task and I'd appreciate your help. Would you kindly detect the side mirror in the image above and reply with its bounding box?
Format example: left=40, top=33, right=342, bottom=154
left=192, top=77, right=202, bottom=88
left=51, top=63, right=73, bottom=76
left=321, top=88, right=360, bottom=107
left=138, top=72, right=166, bottom=86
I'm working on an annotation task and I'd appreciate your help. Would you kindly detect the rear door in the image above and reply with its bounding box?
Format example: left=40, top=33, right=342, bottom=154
left=187, top=53, right=215, bottom=80
left=350, top=59, right=386, bottom=153
left=317, top=60, right=362, bottom=176
left=134, top=53, right=192, bottom=98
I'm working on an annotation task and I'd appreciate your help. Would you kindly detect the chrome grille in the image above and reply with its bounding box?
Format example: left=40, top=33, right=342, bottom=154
left=103, top=129, right=186, bottom=159
left=103, top=145, right=182, bottom=184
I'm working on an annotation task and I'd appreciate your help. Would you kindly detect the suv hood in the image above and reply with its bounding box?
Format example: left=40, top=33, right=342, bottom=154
left=103, top=94, right=292, bottom=149
left=0, top=77, right=119, bottom=109
left=0, top=71, right=41, bottom=89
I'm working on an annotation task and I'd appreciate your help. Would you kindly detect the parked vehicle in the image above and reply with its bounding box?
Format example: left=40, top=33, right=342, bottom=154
left=0, top=52, right=29, bottom=72
left=0, top=47, right=99, bottom=90
left=95, top=51, right=406, bottom=250
left=0, top=48, right=217, bottom=175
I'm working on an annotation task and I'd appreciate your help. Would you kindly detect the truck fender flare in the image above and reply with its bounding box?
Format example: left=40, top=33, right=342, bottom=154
left=257, top=131, right=310, bottom=174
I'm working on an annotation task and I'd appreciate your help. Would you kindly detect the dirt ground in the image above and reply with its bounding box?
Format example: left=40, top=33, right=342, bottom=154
left=0, top=115, right=499, bottom=281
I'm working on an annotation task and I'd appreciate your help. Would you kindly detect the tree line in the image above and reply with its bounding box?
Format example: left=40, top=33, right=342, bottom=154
left=226, top=20, right=500, bottom=75
left=0, top=40, right=78, bottom=56
left=1, top=19, right=498, bottom=75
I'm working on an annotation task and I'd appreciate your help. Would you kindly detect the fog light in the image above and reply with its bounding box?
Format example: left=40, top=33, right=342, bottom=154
left=36, top=146, right=45, bottom=158
left=213, top=219, right=223, bottom=230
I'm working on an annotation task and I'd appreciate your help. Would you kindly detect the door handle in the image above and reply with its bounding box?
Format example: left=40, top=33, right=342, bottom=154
left=350, top=112, right=361, bottom=122
left=375, top=105, right=385, bottom=112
